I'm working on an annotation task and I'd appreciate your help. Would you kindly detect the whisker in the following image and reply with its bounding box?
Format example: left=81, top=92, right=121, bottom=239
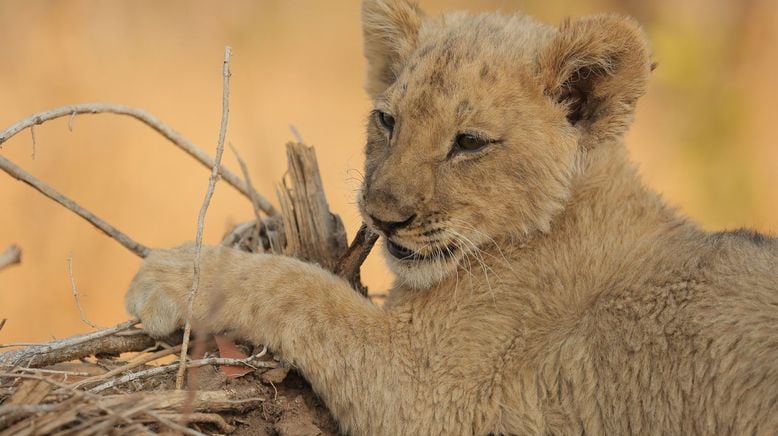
left=446, top=228, right=498, bottom=306
left=448, top=217, right=513, bottom=271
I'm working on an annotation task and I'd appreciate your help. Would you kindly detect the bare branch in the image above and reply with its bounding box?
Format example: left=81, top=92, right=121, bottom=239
left=14, top=367, right=91, bottom=377
left=89, top=365, right=178, bottom=394
left=0, top=319, right=143, bottom=368
left=0, top=244, right=21, bottom=272
left=1, top=333, right=156, bottom=370
left=177, top=46, right=232, bottom=390
left=0, top=103, right=277, bottom=216
left=0, top=155, right=150, bottom=258
left=229, top=142, right=264, bottom=251
left=335, top=223, right=379, bottom=296
left=67, top=254, right=102, bottom=329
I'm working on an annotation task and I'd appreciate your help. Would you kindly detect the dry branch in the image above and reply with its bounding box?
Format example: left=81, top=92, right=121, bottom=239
left=0, top=245, right=21, bottom=272
left=0, top=155, right=150, bottom=258
left=177, top=45, right=232, bottom=390
left=335, top=223, right=379, bottom=296
left=0, top=103, right=277, bottom=217
left=0, top=320, right=146, bottom=368
left=229, top=142, right=264, bottom=252
left=0, top=333, right=155, bottom=371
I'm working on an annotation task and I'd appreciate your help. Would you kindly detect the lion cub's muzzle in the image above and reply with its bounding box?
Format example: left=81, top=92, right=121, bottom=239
left=369, top=213, right=416, bottom=237
left=385, top=238, right=458, bottom=262
left=365, top=211, right=458, bottom=262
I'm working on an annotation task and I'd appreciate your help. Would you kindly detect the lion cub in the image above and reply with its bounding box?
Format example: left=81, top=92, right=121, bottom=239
left=126, top=0, right=778, bottom=434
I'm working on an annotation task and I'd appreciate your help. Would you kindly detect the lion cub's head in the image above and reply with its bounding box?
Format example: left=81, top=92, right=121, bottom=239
left=358, top=0, right=653, bottom=288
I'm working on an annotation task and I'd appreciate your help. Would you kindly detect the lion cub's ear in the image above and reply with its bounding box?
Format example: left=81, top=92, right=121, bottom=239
left=362, top=0, right=425, bottom=98
left=538, top=14, right=654, bottom=147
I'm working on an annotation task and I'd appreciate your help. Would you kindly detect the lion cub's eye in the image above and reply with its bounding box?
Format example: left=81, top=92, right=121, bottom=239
left=377, top=111, right=396, bottom=134
left=453, top=133, right=489, bottom=153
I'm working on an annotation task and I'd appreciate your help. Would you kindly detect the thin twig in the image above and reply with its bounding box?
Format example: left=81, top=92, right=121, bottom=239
left=0, top=342, right=43, bottom=348
left=30, top=125, right=36, bottom=159
left=15, top=367, right=91, bottom=377
left=67, top=254, right=102, bottom=329
left=177, top=46, right=232, bottom=390
left=67, top=111, right=76, bottom=131
left=90, top=351, right=276, bottom=393
left=184, top=353, right=276, bottom=369
left=229, top=142, right=264, bottom=251
left=70, top=343, right=184, bottom=389
left=0, top=155, right=150, bottom=258
left=0, top=244, right=21, bottom=272
left=89, top=364, right=177, bottom=393
left=0, top=103, right=277, bottom=216
left=289, top=124, right=304, bottom=143
left=0, top=403, right=61, bottom=415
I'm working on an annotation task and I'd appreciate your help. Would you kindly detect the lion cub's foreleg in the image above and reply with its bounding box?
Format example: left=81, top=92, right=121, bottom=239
left=125, top=243, right=404, bottom=434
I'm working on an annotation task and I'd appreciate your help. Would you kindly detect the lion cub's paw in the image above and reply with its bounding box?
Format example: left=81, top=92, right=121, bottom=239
left=125, top=243, right=198, bottom=337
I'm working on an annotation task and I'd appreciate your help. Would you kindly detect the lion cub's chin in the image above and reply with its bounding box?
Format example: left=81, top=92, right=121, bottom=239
left=382, top=244, right=459, bottom=289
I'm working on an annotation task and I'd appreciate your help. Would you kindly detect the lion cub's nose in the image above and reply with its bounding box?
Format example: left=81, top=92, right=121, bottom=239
left=369, top=213, right=416, bottom=236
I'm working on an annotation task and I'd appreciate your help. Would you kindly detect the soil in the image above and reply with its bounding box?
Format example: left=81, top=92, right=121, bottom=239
left=229, top=369, right=339, bottom=436
left=170, top=365, right=339, bottom=435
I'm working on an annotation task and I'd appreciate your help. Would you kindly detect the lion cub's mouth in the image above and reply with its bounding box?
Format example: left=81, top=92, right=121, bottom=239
left=386, top=239, right=457, bottom=262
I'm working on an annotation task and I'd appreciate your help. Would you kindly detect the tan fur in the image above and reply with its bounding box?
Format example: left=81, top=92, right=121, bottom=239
left=125, top=1, right=778, bottom=434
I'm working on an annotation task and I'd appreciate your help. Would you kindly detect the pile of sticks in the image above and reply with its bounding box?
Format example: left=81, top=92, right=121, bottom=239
left=0, top=47, right=377, bottom=434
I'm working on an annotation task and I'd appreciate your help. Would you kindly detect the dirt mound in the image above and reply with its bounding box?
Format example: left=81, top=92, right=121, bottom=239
left=0, top=339, right=339, bottom=435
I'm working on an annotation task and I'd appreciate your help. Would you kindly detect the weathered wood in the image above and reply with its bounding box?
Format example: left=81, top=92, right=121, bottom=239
left=278, top=142, right=348, bottom=271
left=335, top=224, right=379, bottom=296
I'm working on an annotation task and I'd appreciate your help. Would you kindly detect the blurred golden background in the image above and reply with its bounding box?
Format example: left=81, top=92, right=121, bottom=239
left=1, top=0, right=775, bottom=343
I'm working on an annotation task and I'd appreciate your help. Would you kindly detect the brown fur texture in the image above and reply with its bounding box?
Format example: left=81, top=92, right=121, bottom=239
left=125, top=1, right=778, bottom=434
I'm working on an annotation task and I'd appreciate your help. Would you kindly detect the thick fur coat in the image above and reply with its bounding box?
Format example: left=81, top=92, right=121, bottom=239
left=125, top=1, right=778, bottom=434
